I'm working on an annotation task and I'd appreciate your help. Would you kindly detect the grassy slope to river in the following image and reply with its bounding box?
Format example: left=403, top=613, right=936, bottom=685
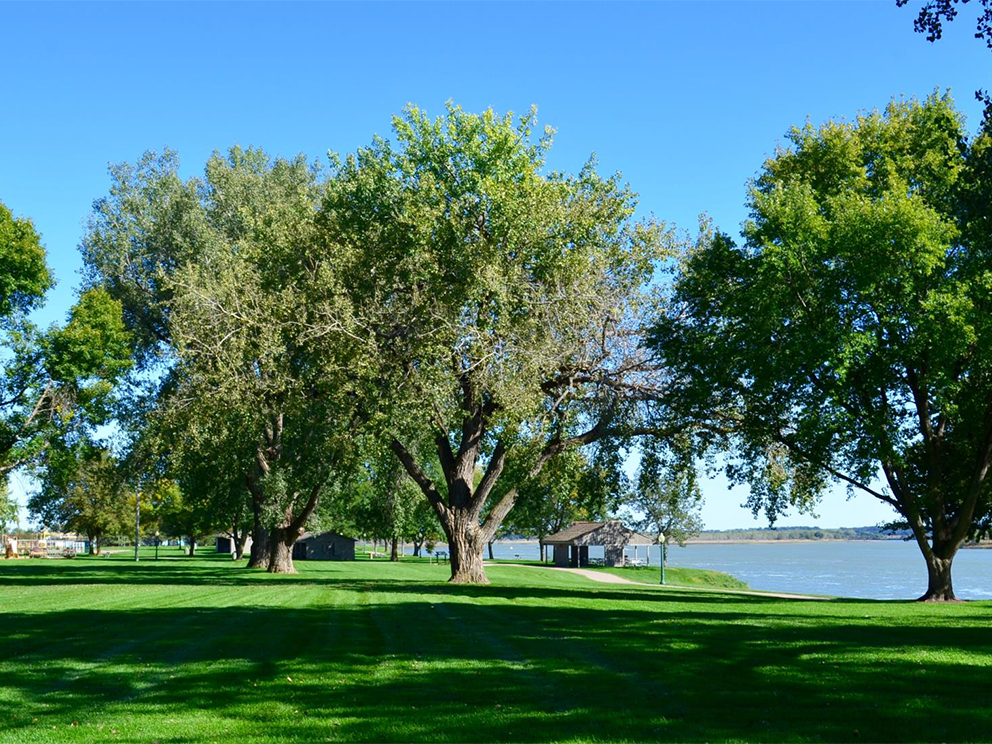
left=1, top=550, right=990, bottom=743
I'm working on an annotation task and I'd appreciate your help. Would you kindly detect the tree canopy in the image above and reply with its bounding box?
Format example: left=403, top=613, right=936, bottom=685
left=0, top=201, right=131, bottom=482
left=315, top=104, right=679, bottom=582
left=653, top=92, right=991, bottom=600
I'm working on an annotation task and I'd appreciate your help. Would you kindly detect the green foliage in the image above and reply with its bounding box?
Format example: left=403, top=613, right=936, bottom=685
left=81, top=150, right=210, bottom=362
left=317, top=103, right=677, bottom=575
left=0, top=202, right=131, bottom=476
left=0, top=201, right=51, bottom=318
left=77, top=107, right=682, bottom=577
left=654, top=92, right=991, bottom=597
left=503, top=448, right=621, bottom=540
left=897, top=0, right=992, bottom=117
left=46, top=288, right=132, bottom=385
left=626, top=438, right=703, bottom=547
left=153, top=477, right=216, bottom=545
left=325, top=104, right=668, bottom=436
left=0, top=480, right=17, bottom=532
left=29, top=444, right=132, bottom=544
left=82, top=145, right=356, bottom=551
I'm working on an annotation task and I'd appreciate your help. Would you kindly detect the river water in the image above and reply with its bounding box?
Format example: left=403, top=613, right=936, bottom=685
left=479, top=540, right=992, bottom=600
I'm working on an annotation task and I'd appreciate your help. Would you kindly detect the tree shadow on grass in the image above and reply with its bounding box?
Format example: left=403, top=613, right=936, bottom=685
left=1, top=577, right=991, bottom=742
left=0, top=558, right=856, bottom=616
left=0, top=553, right=982, bottom=614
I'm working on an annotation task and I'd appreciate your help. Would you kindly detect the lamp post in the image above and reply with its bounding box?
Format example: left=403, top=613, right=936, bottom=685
left=155, top=531, right=160, bottom=560
left=659, top=532, right=666, bottom=586
left=134, top=491, right=141, bottom=562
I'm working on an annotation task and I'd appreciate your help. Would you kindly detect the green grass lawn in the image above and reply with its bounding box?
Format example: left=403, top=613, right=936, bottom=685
left=594, top=564, right=750, bottom=590
left=483, top=559, right=748, bottom=590
left=1, top=550, right=990, bottom=743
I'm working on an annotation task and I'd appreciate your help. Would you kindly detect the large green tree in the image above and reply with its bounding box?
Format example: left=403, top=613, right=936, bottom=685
left=30, top=444, right=131, bottom=554
left=653, top=93, right=991, bottom=601
left=81, top=147, right=359, bottom=573
left=0, top=201, right=131, bottom=476
left=81, top=150, right=208, bottom=364
left=319, top=105, right=678, bottom=583
left=624, top=439, right=703, bottom=549
left=164, top=148, right=359, bottom=573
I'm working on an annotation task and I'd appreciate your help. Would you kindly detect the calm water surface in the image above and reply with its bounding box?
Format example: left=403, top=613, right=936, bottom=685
left=481, top=540, right=992, bottom=600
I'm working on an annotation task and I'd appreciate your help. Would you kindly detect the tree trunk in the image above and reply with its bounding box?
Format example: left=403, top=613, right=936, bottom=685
left=186, top=536, right=196, bottom=557
left=248, top=527, right=269, bottom=568
left=907, top=514, right=962, bottom=602
left=235, top=529, right=250, bottom=561
left=247, top=492, right=270, bottom=569
left=446, top=515, right=489, bottom=584
left=267, top=525, right=301, bottom=574
left=390, top=538, right=399, bottom=562
left=920, top=549, right=958, bottom=602
left=487, top=540, right=495, bottom=561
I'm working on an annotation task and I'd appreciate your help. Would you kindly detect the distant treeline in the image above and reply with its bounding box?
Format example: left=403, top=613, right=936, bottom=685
left=693, top=526, right=910, bottom=541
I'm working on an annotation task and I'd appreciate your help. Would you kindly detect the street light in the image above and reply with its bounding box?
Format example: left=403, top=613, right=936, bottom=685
left=134, top=491, right=141, bottom=562
left=155, top=531, right=160, bottom=560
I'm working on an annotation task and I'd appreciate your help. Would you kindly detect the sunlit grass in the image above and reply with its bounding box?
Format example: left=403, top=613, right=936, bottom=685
left=0, top=549, right=989, bottom=742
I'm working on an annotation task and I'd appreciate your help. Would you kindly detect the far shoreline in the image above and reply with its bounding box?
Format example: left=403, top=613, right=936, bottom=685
left=492, top=537, right=907, bottom=547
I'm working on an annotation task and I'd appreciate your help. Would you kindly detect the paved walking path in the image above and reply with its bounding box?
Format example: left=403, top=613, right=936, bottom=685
left=493, top=562, right=831, bottom=601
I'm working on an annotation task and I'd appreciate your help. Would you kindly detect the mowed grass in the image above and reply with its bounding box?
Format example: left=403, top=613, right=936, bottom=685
left=595, top=565, right=750, bottom=590
left=483, top=559, right=748, bottom=589
left=1, top=550, right=990, bottom=743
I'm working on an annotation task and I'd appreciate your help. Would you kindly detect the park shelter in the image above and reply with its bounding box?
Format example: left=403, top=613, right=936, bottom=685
left=541, top=521, right=654, bottom=567
left=292, top=531, right=356, bottom=561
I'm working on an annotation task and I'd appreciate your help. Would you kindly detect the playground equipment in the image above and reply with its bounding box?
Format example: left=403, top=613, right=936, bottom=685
left=7, top=532, right=87, bottom=558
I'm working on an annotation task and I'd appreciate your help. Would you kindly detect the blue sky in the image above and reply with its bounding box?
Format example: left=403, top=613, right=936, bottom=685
left=1, top=1, right=988, bottom=529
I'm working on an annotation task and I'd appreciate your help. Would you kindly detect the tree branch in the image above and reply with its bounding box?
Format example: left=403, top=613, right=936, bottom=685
left=391, top=438, right=449, bottom=520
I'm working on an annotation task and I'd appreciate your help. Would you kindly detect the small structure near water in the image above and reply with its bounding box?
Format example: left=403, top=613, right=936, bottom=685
left=541, top=521, right=654, bottom=567
left=292, top=531, right=356, bottom=561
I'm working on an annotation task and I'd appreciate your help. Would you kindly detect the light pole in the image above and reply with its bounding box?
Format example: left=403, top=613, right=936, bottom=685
left=659, top=532, right=666, bottom=585
left=134, top=491, right=141, bottom=562
left=155, top=530, right=160, bottom=560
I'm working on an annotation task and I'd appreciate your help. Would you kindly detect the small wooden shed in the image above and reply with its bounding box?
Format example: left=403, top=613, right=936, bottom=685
left=215, top=535, right=253, bottom=555
left=541, top=520, right=654, bottom=567
left=292, top=531, right=356, bottom=561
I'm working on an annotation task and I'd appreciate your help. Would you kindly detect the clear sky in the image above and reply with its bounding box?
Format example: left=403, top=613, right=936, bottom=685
left=1, top=1, right=988, bottom=529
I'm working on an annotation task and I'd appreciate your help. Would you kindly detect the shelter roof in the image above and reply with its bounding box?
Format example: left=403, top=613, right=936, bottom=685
left=542, top=520, right=654, bottom=546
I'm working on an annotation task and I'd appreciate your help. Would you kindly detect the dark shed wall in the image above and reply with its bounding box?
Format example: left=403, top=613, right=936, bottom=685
left=296, top=532, right=356, bottom=561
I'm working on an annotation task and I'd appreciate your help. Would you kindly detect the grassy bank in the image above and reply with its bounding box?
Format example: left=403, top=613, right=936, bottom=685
left=486, top=558, right=747, bottom=590
left=596, top=564, right=749, bottom=589
left=1, top=549, right=990, bottom=742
